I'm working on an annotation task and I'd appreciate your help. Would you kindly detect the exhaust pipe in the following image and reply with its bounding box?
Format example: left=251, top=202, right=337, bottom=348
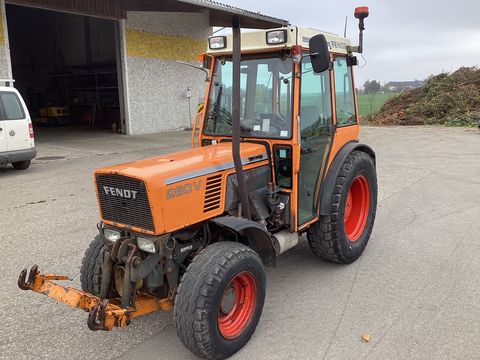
left=272, top=231, right=299, bottom=255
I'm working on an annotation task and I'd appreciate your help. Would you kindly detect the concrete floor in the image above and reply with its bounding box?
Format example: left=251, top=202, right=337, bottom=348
left=0, top=126, right=479, bottom=360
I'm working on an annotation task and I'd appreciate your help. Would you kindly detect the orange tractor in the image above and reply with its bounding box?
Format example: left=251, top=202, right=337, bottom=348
left=19, top=7, right=376, bottom=360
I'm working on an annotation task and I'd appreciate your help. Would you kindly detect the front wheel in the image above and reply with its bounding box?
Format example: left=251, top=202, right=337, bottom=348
left=308, top=150, right=377, bottom=263
left=174, top=241, right=266, bottom=360
left=80, top=235, right=106, bottom=295
left=12, top=160, right=31, bottom=170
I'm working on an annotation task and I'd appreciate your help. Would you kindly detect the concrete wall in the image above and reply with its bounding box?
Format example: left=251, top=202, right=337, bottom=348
left=0, top=0, right=12, bottom=79
left=122, top=11, right=211, bottom=134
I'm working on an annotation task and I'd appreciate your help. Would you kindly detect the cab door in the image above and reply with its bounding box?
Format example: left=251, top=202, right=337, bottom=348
left=297, top=59, right=333, bottom=225
left=0, top=90, right=33, bottom=152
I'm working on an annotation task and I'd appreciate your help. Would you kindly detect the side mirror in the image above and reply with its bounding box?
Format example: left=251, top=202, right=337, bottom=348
left=309, top=34, right=330, bottom=73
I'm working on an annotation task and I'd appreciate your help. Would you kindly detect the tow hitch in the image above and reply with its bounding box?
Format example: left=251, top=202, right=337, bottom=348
left=18, top=265, right=173, bottom=331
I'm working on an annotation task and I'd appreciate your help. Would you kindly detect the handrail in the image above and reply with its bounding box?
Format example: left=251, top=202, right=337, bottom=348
left=191, top=110, right=204, bottom=148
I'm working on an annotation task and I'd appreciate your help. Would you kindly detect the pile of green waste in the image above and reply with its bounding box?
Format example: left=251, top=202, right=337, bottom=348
left=371, top=67, right=480, bottom=127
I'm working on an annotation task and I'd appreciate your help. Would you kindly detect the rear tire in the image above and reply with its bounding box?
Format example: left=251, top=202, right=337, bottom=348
left=80, top=235, right=106, bottom=296
left=12, top=160, right=31, bottom=170
left=174, top=241, right=266, bottom=360
left=307, top=150, right=377, bottom=263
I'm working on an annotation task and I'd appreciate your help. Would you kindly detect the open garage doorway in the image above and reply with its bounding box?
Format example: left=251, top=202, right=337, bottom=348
left=5, top=4, right=125, bottom=136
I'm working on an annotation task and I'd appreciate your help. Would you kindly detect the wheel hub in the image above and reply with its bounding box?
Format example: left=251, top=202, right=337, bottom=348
left=220, top=287, right=237, bottom=314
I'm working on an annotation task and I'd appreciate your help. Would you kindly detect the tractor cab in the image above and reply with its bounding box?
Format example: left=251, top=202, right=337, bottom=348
left=196, top=27, right=360, bottom=229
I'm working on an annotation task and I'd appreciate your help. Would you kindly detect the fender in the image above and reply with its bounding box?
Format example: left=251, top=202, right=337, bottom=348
left=319, top=141, right=376, bottom=215
left=211, top=216, right=276, bottom=267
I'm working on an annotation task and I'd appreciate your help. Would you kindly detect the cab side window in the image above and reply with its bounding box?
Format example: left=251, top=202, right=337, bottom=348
left=0, top=92, right=25, bottom=120
left=300, top=58, right=332, bottom=136
left=333, top=57, right=356, bottom=126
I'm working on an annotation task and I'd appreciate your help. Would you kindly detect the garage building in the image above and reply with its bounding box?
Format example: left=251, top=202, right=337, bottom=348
left=0, top=0, right=287, bottom=135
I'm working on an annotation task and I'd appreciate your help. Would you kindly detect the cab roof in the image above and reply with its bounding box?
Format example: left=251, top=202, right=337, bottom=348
left=206, top=26, right=352, bottom=56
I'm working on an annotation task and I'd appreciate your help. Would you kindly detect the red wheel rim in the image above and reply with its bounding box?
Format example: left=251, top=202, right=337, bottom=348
left=344, top=175, right=370, bottom=242
left=218, top=271, right=257, bottom=339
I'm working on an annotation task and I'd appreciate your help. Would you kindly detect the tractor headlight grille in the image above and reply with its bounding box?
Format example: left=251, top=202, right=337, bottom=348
left=96, top=174, right=155, bottom=232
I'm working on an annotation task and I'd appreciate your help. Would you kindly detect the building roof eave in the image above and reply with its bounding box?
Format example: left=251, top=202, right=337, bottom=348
left=174, top=0, right=289, bottom=29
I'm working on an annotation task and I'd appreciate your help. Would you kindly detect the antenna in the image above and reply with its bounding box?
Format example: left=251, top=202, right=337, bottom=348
left=344, top=16, right=348, bottom=38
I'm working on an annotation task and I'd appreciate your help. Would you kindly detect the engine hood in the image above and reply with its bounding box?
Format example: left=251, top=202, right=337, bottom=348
left=95, top=142, right=267, bottom=184
left=94, top=142, right=268, bottom=234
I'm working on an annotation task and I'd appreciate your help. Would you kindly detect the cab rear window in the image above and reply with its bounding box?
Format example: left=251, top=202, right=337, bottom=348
left=0, top=92, right=25, bottom=120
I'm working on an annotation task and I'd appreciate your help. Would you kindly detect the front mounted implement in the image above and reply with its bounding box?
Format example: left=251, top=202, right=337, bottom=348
left=18, top=265, right=172, bottom=331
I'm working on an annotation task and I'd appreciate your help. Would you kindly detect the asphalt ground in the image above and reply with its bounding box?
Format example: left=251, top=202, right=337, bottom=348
left=1, top=126, right=479, bottom=360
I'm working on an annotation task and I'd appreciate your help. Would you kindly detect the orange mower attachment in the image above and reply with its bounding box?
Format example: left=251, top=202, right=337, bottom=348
left=18, top=265, right=173, bottom=331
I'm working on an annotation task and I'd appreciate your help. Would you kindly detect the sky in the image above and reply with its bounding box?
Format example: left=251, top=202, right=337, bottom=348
left=218, top=0, right=480, bottom=87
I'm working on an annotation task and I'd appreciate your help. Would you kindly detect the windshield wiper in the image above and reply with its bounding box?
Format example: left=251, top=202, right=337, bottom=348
left=211, top=85, right=224, bottom=132
left=239, top=123, right=253, bottom=133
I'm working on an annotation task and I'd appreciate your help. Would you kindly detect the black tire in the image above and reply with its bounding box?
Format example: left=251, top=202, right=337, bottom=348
left=174, top=241, right=266, bottom=360
left=80, top=235, right=106, bottom=295
left=307, top=150, right=377, bottom=263
left=12, top=160, right=31, bottom=170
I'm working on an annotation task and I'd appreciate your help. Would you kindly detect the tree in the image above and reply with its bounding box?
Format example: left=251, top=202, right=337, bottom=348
left=363, top=80, right=382, bottom=114
left=364, top=80, right=381, bottom=94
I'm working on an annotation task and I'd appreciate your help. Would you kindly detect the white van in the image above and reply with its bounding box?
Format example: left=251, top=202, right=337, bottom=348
left=0, top=81, right=36, bottom=170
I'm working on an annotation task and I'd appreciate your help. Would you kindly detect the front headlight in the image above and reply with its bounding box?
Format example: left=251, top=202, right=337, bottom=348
left=137, top=236, right=156, bottom=254
left=208, top=36, right=227, bottom=50
left=266, top=29, right=287, bottom=45
left=104, top=228, right=121, bottom=243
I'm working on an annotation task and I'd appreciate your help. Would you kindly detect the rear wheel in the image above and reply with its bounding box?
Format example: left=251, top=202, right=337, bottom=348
left=174, top=241, right=266, bottom=360
left=308, top=150, right=377, bottom=263
left=80, top=235, right=106, bottom=295
left=12, top=160, right=31, bottom=170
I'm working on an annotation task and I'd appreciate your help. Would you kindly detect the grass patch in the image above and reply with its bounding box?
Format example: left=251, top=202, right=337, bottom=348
left=357, top=93, right=399, bottom=116
left=444, top=114, right=480, bottom=127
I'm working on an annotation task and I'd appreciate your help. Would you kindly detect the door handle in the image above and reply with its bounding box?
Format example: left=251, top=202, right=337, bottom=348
left=0, top=127, right=3, bottom=131
left=301, top=147, right=317, bottom=154
left=327, top=124, right=336, bottom=136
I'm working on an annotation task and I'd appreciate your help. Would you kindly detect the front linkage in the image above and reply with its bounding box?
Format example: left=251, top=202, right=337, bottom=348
left=18, top=264, right=173, bottom=331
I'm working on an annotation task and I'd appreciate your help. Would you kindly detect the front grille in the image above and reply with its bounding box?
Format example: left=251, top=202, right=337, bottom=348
left=204, top=175, right=222, bottom=213
left=96, top=174, right=155, bottom=232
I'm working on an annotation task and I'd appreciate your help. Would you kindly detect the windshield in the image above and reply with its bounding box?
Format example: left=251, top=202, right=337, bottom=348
left=203, top=54, right=293, bottom=139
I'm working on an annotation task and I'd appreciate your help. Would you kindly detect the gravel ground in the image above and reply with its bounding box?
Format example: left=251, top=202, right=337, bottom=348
left=1, top=126, right=479, bottom=360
